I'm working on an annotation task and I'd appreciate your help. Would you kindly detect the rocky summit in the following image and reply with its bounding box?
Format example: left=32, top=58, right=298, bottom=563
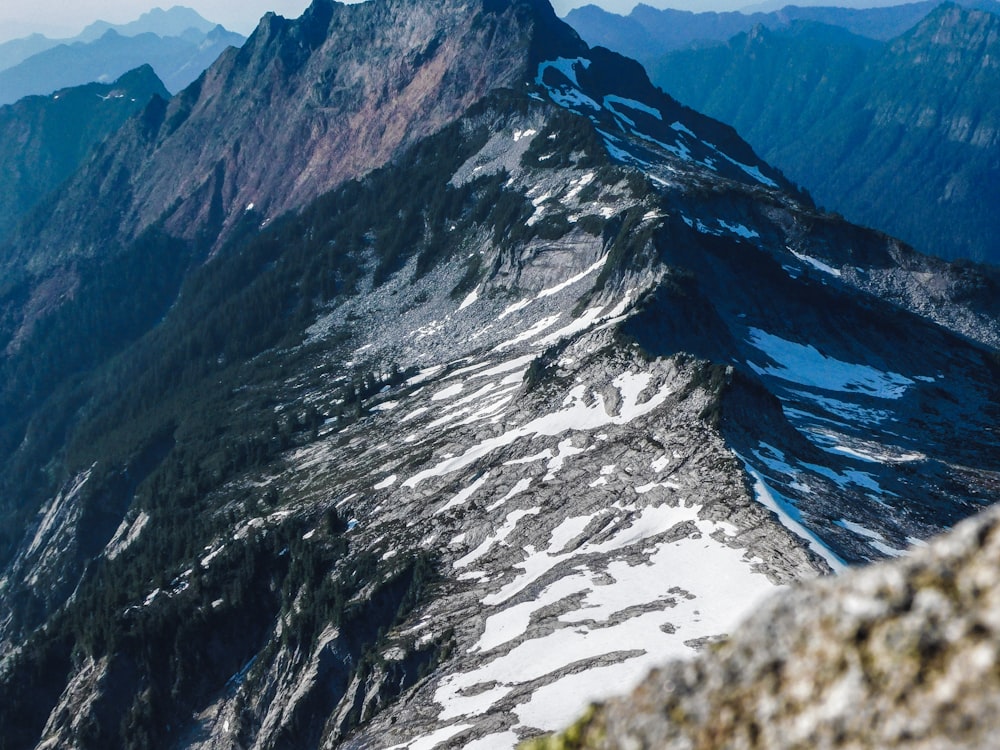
left=527, top=503, right=1000, bottom=750
left=0, top=0, right=998, bottom=749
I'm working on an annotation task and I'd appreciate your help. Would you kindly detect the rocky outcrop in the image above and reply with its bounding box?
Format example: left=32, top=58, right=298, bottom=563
left=526, top=503, right=1000, bottom=749
left=2, top=0, right=586, bottom=276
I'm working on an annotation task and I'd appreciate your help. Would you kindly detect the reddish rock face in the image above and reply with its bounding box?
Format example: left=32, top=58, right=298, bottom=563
left=10, top=0, right=585, bottom=272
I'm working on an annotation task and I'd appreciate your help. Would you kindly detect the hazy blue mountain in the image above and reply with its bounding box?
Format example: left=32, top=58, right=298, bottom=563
left=0, top=25, right=245, bottom=104
left=565, top=0, right=1000, bottom=61
left=647, top=4, right=1000, bottom=263
left=0, top=6, right=227, bottom=74
left=0, top=34, right=62, bottom=73
left=0, top=65, right=168, bottom=241
left=77, top=5, right=220, bottom=43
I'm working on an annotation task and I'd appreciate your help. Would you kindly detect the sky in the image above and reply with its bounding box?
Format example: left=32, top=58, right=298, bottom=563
left=0, top=0, right=908, bottom=43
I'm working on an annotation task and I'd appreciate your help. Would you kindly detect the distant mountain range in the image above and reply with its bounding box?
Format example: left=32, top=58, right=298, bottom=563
left=0, top=6, right=245, bottom=104
left=75, top=5, right=220, bottom=43
left=565, top=0, right=1000, bottom=60
left=635, top=4, right=1000, bottom=263
left=0, top=66, right=168, bottom=242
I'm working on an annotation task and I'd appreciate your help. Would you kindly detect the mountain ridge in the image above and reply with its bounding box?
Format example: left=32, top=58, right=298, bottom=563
left=0, top=24, right=246, bottom=104
left=564, top=0, right=1000, bottom=62
left=0, top=0, right=999, bottom=747
left=0, top=6, right=225, bottom=73
left=644, top=4, right=1000, bottom=263
left=0, top=65, right=169, bottom=243
left=78, top=5, right=221, bottom=43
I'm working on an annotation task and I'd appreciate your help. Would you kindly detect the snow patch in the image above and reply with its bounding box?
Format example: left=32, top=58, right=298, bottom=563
left=403, top=375, right=675, bottom=488
left=790, top=248, right=842, bottom=277
left=374, top=475, right=398, bottom=490
left=741, top=461, right=845, bottom=572
left=748, top=328, right=916, bottom=399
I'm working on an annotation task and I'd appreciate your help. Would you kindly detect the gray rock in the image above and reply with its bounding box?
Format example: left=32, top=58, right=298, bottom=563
left=529, top=504, right=1000, bottom=749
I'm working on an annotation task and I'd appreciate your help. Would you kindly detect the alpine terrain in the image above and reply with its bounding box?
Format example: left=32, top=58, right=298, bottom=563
left=563, top=0, right=1000, bottom=62
left=0, top=65, right=170, bottom=241
left=0, top=0, right=998, bottom=748
left=0, top=7, right=246, bottom=105
left=630, top=4, right=1000, bottom=264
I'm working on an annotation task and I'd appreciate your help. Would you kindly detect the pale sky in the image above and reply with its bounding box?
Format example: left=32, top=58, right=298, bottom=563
left=0, top=0, right=897, bottom=43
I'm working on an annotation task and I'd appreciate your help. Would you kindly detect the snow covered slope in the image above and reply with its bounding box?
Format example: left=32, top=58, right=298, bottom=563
left=1, top=1, right=999, bottom=748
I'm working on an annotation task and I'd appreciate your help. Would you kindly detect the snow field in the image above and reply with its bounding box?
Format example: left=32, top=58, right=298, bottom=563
left=747, top=328, right=917, bottom=398
left=401, top=373, right=675, bottom=489
left=435, top=498, right=778, bottom=739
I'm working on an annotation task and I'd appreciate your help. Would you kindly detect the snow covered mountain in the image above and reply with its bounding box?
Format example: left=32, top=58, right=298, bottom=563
left=0, top=0, right=999, bottom=748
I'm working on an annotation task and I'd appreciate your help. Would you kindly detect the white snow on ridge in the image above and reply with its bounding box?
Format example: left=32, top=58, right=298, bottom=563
left=374, top=474, right=398, bottom=490
left=790, top=248, right=842, bottom=277
left=741, top=460, right=846, bottom=572
left=536, top=57, right=591, bottom=89
left=402, top=375, right=675, bottom=488
left=603, top=94, right=663, bottom=122
left=454, top=507, right=541, bottom=569
left=436, top=472, right=492, bottom=516
left=784, top=394, right=892, bottom=426
left=431, top=382, right=465, bottom=401
left=387, top=723, right=474, bottom=750
left=670, top=121, right=697, bottom=137
left=716, top=150, right=779, bottom=188
left=537, top=256, right=607, bottom=299
left=458, top=289, right=479, bottom=310
left=498, top=298, right=532, bottom=319
left=717, top=219, right=759, bottom=239
left=747, top=328, right=916, bottom=399
left=496, top=315, right=562, bottom=351
left=469, top=354, right=536, bottom=380
left=434, top=501, right=779, bottom=740
left=836, top=518, right=906, bottom=558
left=536, top=57, right=600, bottom=111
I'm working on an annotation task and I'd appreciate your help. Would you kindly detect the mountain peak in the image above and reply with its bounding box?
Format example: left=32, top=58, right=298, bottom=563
left=79, top=5, right=219, bottom=42
left=10, top=0, right=589, bottom=265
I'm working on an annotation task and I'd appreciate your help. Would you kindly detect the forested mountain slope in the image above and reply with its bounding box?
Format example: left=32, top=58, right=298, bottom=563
left=644, top=5, right=1000, bottom=263
left=0, top=65, right=169, bottom=241
left=563, top=0, right=1000, bottom=60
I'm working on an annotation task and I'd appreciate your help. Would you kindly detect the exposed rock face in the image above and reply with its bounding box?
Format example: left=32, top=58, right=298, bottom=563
left=527, top=503, right=1000, bottom=750
left=0, top=65, right=169, bottom=242
left=2, top=0, right=586, bottom=276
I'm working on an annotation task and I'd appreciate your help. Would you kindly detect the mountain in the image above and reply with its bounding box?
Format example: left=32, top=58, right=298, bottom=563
left=645, top=5, right=1000, bottom=263
left=528, top=503, right=1000, bottom=749
left=0, top=7, right=228, bottom=74
left=77, top=6, right=221, bottom=43
left=0, top=0, right=999, bottom=747
left=0, top=0, right=596, bottom=278
left=0, top=34, right=62, bottom=74
left=0, top=65, right=169, bottom=242
left=563, top=0, right=1000, bottom=61
left=0, top=25, right=245, bottom=104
